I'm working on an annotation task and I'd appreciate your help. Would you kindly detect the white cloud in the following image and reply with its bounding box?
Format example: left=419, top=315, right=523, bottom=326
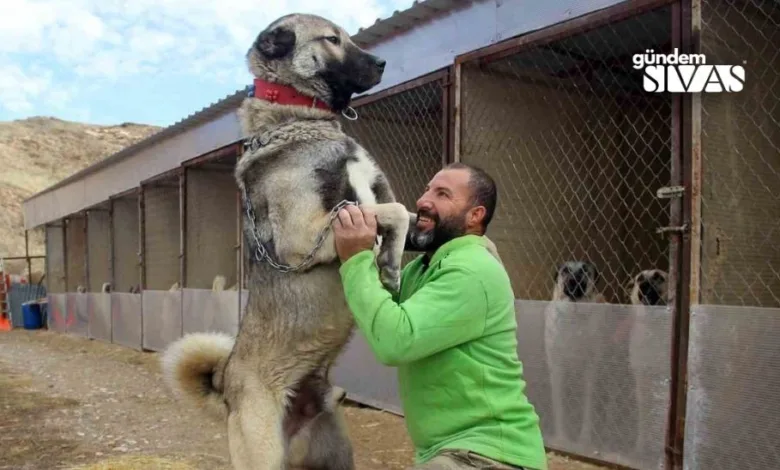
left=0, top=0, right=411, bottom=117
left=0, top=65, right=53, bottom=113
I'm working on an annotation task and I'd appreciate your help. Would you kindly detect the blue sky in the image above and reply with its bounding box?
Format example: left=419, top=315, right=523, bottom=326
left=0, top=0, right=411, bottom=127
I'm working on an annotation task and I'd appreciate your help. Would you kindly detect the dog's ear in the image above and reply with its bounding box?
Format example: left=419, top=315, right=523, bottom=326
left=254, top=25, right=296, bottom=59
left=553, top=265, right=561, bottom=281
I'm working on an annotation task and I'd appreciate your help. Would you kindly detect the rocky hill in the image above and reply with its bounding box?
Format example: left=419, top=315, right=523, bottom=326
left=0, top=116, right=160, bottom=275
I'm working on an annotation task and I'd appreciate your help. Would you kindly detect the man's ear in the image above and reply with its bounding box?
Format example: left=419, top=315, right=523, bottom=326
left=254, top=25, right=296, bottom=59
left=468, top=206, right=487, bottom=229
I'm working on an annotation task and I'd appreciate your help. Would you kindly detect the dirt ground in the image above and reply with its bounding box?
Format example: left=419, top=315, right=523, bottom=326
left=0, top=330, right=605, bottom=470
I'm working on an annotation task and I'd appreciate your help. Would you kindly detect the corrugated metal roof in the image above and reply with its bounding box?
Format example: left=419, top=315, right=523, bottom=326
left=352, top=0, right=469, bottom=47
left=24, top=0, right=467, bottom=203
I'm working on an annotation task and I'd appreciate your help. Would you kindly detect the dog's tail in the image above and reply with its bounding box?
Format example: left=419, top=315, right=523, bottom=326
left=160, top=332, right=234, bottom=420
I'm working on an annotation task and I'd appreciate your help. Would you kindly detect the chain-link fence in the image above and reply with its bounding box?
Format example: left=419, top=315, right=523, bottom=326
left=142, top=178, right=182, bottom=291
left=684, top=1, right=780, bottom=470
left=65, top=213, right=87, bottom=292
left=86, top=204, right=111, bottom=293
left=111, top=193, right=140, bottom=293
left=698, top=0, right=780, bottom=308
left=341, top=73, right=447, bottom=266
left=459, top=5, right=675, bottom=468
left=185, top=156, right=239, bottom=290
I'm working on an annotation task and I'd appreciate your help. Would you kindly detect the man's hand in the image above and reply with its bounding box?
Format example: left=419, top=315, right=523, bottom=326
left=333, top=205, right=377, bottom=263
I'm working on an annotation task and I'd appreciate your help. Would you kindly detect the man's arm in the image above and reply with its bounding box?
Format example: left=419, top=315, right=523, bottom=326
left=338, top=250, right=488, bottom=366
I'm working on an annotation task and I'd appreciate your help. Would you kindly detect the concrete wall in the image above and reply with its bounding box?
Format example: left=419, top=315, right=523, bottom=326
left=143, top=182, right=181, bottom=291
left=460, top=52, right=671, bottom=303
left=185, top=168, right=238, bottom=289
left=699, top=1, right=780, bottom=307
left=112, top=196, right=139, bottom=293
left=87, top=207, right=111, bottom=292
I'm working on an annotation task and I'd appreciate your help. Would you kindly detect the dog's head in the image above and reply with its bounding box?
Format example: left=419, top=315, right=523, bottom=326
left=554, top=261, right=600, bottom=301
left=629, top=269, right=668, bottom=306
left=247, top=13, right=386, bottom=112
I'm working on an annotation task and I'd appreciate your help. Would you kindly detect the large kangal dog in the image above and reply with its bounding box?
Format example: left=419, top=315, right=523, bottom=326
left=160, top=13, right=413, bottom=470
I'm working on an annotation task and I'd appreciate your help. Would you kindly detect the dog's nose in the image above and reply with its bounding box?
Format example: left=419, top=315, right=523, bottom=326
left=375, top=57, right=386, bottom=69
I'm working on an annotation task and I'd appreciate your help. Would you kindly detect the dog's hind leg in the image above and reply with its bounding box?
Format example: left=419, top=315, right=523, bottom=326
left=285, top=380, right=354, bottom=470
left=226, top=386, right=287, bottom=470
left=287, top=407, right=354, bottom=469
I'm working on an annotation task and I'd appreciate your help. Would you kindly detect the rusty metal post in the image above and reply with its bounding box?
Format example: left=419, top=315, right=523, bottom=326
left=84, top=212, right=90, bottom=291
left=666, top=1, right=700, bottom=468
left=44, top=226, right=49, bottom=290
left=665, top=2, right=685, bottom=468
left=24, top=230, right=31, bottom=281
left=441, top=69, right=451, bottom=168
left=63, top=219, right=69, bottom=292
left=179, top=170, right=187, bottom=337
left=452, top=63, right=462, bottom=163
left=138, top=187, right=146, bottom=291
left=108, top=201, right=115, bottom=290
left=179, top=170, right=187, bottom=290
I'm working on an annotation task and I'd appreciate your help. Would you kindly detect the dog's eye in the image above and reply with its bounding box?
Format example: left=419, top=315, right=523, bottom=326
left=325, top=36, right=340, bottom=45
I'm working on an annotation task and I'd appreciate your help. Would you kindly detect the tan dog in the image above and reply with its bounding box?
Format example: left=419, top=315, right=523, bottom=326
left=161, top=13, right=411, bottom=470
left=543, top=261, right=607, bottom=447
left=625, top=269, right=669, bottom=459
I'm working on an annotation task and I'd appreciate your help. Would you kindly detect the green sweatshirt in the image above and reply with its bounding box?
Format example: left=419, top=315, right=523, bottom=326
left=338, top=234, right=548, bottom=470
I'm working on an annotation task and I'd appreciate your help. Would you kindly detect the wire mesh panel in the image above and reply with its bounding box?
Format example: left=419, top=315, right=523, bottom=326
left=87, top=293, right=111, bottom=342
left=459, top=6, right=674, bottom=304
left=48, top=293, right=68, bottom=331
left=516, top=300, right=671, bottom=469
left=185, top=168, right=238, bottom=290
left=87, top=208, right=111, bottom=292
left=182, top=289, right=239, bottom=336
left=699, top=0, right=780, bottom=307
left=45, top=223, right=66, bottom=293
left=111, top=292, right=142, bottom=350
left=684, top=305, right=780, bottom=470
left=66, top=292, right=89, bottom=337
left=65, top=214, right=87, bottom=292
left=341, top=77, right=446, bottom=265
left=143, top=181, right=181, bottom=291
left=330, top=333, right=403, bottom=415
left=142, top=290, right=182, bottom=352
left=457, top=6, right=675, bottom=468
left=112, top=195, right=140, bottom=293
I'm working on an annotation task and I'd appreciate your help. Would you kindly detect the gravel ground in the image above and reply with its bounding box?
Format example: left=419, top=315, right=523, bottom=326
left=0, top=329, right=605, bottom=470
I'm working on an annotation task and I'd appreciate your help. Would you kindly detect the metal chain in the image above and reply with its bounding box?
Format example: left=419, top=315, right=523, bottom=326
left=241, top=186, right=357, bottom=273
left=238, top=105, right=360, bottom=273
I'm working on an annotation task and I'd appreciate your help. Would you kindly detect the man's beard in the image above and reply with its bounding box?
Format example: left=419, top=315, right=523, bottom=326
left=408, top=209, right=467, bottom=253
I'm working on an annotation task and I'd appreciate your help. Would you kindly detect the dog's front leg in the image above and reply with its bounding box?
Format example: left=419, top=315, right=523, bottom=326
left=360, top=202, right=410, bottom=293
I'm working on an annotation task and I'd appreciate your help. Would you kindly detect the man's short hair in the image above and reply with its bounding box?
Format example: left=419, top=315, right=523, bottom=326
left=445, top=162, right=497, bottom=230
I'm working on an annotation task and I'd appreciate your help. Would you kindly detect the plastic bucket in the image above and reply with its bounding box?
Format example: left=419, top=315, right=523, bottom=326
left=22, top=301, right=43, bottom=329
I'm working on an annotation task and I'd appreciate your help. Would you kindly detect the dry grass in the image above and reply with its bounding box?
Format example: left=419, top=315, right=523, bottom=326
left=1, top=330, right=608, bottom=470
left=0, top=116, right=159, bottom=263
left=0, top=364, right=85, bottom=469
left=68, top=455, right=199, bottom=470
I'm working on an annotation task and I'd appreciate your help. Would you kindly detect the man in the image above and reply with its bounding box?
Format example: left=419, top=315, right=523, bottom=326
left=332, top=162, right=547, bottom=470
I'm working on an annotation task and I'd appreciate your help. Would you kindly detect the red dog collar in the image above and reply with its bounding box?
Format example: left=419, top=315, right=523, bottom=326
left=249, top=78, right=332, bottom=112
